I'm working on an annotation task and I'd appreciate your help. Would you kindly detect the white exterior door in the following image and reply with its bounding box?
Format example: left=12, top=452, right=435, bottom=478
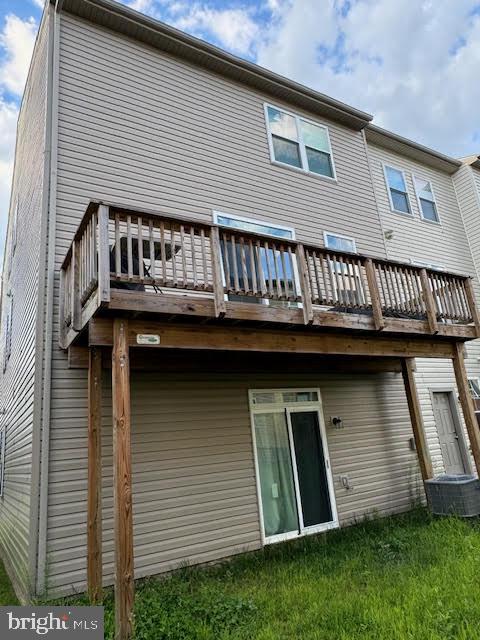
left=433, top=392, right=466, bottom=475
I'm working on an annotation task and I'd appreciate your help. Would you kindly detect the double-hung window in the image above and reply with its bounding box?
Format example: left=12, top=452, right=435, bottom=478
left=469, top=379, right=480, bottom=428
left=414, top=176, right=439, bottom=223
left=384, top=166, right=411, bottom=214
left=3, top=294, right=13, bottom=373
left=324, top=232, right=363, bottom=305
left=265, top=105, right=335, bottom=179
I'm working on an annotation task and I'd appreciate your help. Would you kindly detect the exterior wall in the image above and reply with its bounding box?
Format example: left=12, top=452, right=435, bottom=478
left=42, top=11, right=422, bottom=595
left=47, top=368, right=420, bottom=596
left=0, top=14, right=50, bottom=599
left=367, top=143, right=480, bottom=475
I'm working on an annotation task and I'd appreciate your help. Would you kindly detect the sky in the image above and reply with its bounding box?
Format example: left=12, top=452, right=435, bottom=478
left=0, top=0, right=480, bottom=253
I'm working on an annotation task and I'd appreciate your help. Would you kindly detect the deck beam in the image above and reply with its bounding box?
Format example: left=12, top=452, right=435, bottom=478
left=90, top=318, right=457, bottom=359
left=112, top=319, right=134, bottom=640
left=401, top=358, right=434, bottom=481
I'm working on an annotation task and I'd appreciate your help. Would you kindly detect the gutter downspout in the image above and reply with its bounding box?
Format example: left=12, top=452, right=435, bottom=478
left=35, top=0, right=62, bottom=597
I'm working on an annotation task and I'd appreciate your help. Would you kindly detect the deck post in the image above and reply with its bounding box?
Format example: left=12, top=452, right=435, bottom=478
left=452, top=342, right=480, bottom=476
left=419, top=269, right=438, bottom=334
left=364, top=258, right=385, bottom=331
left=210, top=226, right=227, bottom=318
left=97, top=204, right=111, bottom=304
left=112, top=319, right=134, bottom=640
left=401, top=358, right=434, bottom=481
left=87, top=347, right=103, bottom=604
left=296, top=244, right=314, bottom=324
left=464, top=278, right=480, bottom=337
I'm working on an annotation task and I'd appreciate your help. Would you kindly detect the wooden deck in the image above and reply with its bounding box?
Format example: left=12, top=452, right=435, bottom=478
left=59, top=201, right=480, bottom=349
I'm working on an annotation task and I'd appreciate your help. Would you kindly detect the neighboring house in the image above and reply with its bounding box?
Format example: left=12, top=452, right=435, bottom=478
left=1, top=3, right=480, bottom=639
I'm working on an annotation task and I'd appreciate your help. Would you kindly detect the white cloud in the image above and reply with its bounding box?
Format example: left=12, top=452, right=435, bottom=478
left=32, top=0, right=45, bottom=9
left=174, top=5, right=259, bottom=55
left=0, top=14, right=38, bottom=255
left=257, top=0, right=480, bottom=157
left=0, top=14, right=37, bottom=96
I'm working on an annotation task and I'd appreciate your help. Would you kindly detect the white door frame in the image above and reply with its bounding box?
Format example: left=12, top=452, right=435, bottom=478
left=249, top=388, right=339, bottom=545
left=430, top=388, right=472, bottom=475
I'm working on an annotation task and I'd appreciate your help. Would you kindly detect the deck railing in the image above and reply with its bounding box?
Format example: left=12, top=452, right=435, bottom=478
left=59, top=202, right=480, bottom=346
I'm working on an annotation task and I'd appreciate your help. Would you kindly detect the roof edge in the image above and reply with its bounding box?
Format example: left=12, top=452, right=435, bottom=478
left=365, top=124, right=462, bottom=175
left=459, top=155, right=480, bottom=170
left=53, top=0, right=373, bottom=130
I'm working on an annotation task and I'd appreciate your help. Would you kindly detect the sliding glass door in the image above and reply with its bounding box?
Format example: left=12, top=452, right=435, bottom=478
left=250, top=390, right=338, bottom=543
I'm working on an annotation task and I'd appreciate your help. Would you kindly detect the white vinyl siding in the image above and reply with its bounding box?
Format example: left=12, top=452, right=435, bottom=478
left=265, top=104, right=336, bottom=180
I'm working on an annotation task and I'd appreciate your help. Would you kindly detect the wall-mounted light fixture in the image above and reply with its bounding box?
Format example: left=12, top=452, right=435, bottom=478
left=330, top=416, right=343, bottom=429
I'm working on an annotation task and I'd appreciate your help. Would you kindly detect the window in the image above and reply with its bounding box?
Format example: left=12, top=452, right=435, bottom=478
left=213, top=212, right=297, bottom=306
left=265, top=105, right=335, bottom=179
left=414, top=176, right=439, bottom=223
left=324, top=232, right=363, bottom=305
left=249, top=389, right=338, bottom=544
left=384, top=166, right=411, bottom=214
left=324, top=232, right=357, bottom=254
left=410, top=260, right=445, bottom=271
left=3, top=294, right=13, bottom=372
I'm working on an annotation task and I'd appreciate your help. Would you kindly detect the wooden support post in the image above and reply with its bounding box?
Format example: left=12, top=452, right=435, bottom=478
left=464, top=278, right=480, bottom=337
left=296, top=244, right=314, bottom=325
left=401, top=358, right=434, bottom=481
left=210, top=226, right=226, bottom=318
left=419, top=268, right=438, bottom=334
left=112, top=319, right=134, bottom=640
left=97, top=205, right=111, bottom=303
left=87, top=347, right=103, bottom=604
left=452, top=342, right=480, bottom=476
left=365, top=258, right=385, bottom=331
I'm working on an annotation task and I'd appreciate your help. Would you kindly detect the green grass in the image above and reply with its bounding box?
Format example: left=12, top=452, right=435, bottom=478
left=59, top=509, right=480, bottom=639
left=0, top=559, right=18, bottom=605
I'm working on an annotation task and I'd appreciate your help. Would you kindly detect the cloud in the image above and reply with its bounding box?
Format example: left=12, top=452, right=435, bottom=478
left=257, top=0, right=480, bottom=157
left=32, top=0, right=45, bottom=9
left=0, top=14, right=38, bottom=255
left=0, top=14, right=37, bottom=95
left=173, top=5, right=259, bottom=56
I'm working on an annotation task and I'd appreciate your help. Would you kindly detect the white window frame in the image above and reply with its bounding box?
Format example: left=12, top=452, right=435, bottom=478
left=469, top=378, right=480, bottom=399
left=383, top=164, right=412, bottom=216
left=264, top=103, right=337, bottom=182
left=410, top=259, right=445, bottom=271
left=413, top=174, right=441, bottom=224
left=3, top=294, right=13, bottom=373
left=323, top=231, right=357, bottom=254
left=213, top=211, right=296, bottom=240
left=248, top=388, right=339, bottom=546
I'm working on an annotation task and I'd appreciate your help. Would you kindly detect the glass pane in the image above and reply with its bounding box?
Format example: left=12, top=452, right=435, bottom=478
left=252, top=392, right=277, bottom=405
left=391, top=189, right=411, bottom=213
left=267, top=106, right=298, bottom=141
left=291, top=411, right=332, bottom=527
left=282, top=391, right=319, bottom=403
left=300, top=120, right=330, bottom=152
left=305, top=147, right=334, bottom=177
left=386, top=166, right=406, bottom=192
left=216, top=215, right=293, bottom=239
left=272, top=136, right=302, bottom=168
left=254, top=412, right=299, bottom=537
left=469, top=379, right=480, bottom=399
left=420, top=198, right=439, bottom=222
left=325, top=233, right=356, bottom=253
left=415, top=177, right=434, bottom=201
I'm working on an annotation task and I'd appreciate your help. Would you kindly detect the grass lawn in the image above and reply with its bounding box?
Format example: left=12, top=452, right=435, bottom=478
left=0, top=559, right=18, bottom=605
left=56, top=509, right=480, bottom=639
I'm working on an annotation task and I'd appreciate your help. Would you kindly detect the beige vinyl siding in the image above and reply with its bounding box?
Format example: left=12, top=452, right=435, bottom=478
left=0, top=15, right=50, bottom=599
left=367, top=143, right=480, bottom=474
left=46, top=369, right=419, bottom=596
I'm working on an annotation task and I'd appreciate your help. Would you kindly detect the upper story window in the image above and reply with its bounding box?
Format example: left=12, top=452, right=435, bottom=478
left=384, top=166, right=411, bottom=215
left=3, top=294, right=13, bottom=373
left=324, top=232, right=357, bottom=253
left=265, top=105, right=336, bottom=180
left=414, top=176, right=439, bottom=223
